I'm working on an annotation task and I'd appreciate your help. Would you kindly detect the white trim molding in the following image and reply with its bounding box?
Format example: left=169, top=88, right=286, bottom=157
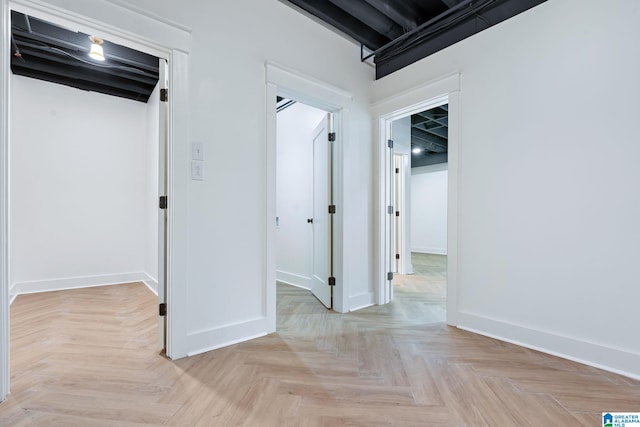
left=348, top=293, right=376, bottom=312
left=458, top=311, right=640, bottom=381
left=187, top=318, right=270, bottom=357
left=276, top=270, right=311, bottom=290
left=10, top=273, right=158, bottom=297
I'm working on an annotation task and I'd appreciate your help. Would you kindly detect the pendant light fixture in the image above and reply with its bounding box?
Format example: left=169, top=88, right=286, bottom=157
left=88, top=36, right=105, bottom=61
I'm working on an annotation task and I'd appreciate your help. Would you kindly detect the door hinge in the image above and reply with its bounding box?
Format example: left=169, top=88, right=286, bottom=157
left=328, top=277, right=336, bottom=286
left=387, top=205, right=394, bottom=215
left=328, top=205, right=336, bottom=214
left=395, top=254, right=400, bottom=260
left=395, top=167, right=399, bottom=174
left=387, top=139, right=394, bottom=149
left=396, top=211, right=400, bottom=217
left=160, top=88, right=168, bottom=102
left=159, top=196, right=168, bottom=209
left=159, top=303, right=167, bottom=316
left=328, top=132, right=336, bottom=142
left=387, top=272, right=394, bottom=281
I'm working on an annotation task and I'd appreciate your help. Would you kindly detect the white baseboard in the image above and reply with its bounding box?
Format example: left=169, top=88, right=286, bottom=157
left=9, top=284, right=17, bottom=305
left=276, top=270, right=310, bottom=290
left=142, top=274, right=159, bottom=295
left=348, top=292, right=375, bottom=312
left=457, top=311, right=640, bottom=381
left=187, top=317, right=270, bottom=356
left=412, top=247, right=447, bottom=255
left=11, top=272, right=157, bottom=296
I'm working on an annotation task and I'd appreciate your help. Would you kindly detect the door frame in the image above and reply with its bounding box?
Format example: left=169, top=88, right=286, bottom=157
left=0, top=0, right=191, bottom=401
left=265, top=62, right=352, bottom=326
left=372, top=73, right=460, bottom=326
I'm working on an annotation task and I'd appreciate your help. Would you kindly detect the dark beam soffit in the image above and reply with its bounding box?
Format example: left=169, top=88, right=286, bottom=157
left=282, top=0, right=547, bottom=79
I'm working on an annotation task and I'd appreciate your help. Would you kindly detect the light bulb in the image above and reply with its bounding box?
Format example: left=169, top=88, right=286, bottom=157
left=89, top=36, right=105, bottom=61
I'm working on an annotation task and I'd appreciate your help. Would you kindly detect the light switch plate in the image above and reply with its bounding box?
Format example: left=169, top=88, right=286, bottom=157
left=191, top=142, right=204, bottom=161
left=191, top=161, right=204, bottom=180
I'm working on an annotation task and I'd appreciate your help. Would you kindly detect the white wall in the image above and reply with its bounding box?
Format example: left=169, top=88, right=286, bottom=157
left=372, top=0, right=640, bottom=377
left=276, top=102, right=326, bottom=288
left=9, top=75, right=157, bottom=295
left=411, top=163, right=448, bottom=255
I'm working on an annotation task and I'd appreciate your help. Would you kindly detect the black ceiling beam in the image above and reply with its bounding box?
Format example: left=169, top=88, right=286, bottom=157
left=411, top=128, right=448, bottom=152
left=12, top=11, right=159, bottom=71
left=12, top=59, right=154, bottom=96
left=411, top=114, right=448, bottom=128
left=362, top=0, right=419, bottom=30
left=327, top=0, right=404, bottom=40
left=416, top=123, right=447, bottom=139
left=10, top=11, right=159, bottom=103
left=415, top=111, right=449, bottom=127
left=440, top=0, right=467, bottom=7
left=13, top=42, right=158, bottom=85
left=12, top=68, right=150, bottom=102
left=12, top=28, right=159, bottom=74
left=375, top=0, right=547, bottom=79
left=287, top=0, right=390, bottom=50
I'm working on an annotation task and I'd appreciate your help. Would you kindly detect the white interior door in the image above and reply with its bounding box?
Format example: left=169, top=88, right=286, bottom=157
left=310, top=114, right=332, bottom=309
left=157, top=59, right=169, bottom=351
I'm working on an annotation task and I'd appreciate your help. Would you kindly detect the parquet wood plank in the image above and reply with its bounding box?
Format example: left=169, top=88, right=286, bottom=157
left=1, top=261, right=638, bottom=426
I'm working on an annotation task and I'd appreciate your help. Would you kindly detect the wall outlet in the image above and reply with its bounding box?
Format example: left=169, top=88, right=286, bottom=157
left=191, top=142, right=204, bottom=161
left=191, top=161, right=204, bottom=180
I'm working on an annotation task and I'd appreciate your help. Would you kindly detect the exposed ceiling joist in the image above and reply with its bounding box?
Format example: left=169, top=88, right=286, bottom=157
left=410, top=104, right=449, bottom=168
left=282, top=0, right=547, bottom=79
left=411, top=128, right=447, bottom=152
left=361, top=0, right=420, bottom=31
left=10, top=11, right=159, bottom=103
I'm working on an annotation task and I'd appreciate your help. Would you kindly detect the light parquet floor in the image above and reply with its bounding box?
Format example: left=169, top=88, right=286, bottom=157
left=1, top=276, right=639, bottom=426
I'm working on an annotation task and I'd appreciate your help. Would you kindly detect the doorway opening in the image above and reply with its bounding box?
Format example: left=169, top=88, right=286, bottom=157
left=1, top=2, right=181, bottom=400
left=376, top=76, right=460, bottom=326
left=265, top=62, right=351, bottom=325
left=389, top=104, right=449, bottom=323
left=275, top=98, right=334, bottom=313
